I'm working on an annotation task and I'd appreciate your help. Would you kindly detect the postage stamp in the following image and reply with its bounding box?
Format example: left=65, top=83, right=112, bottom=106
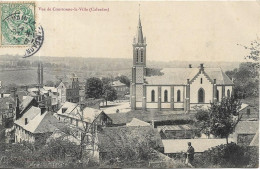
left=0, top=2, right=36, bottom=46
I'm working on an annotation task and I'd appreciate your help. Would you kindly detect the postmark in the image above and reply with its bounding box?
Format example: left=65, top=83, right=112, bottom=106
left=0, top=2, right=35, bottom=46
left=23, top=25, right=44, bottom=58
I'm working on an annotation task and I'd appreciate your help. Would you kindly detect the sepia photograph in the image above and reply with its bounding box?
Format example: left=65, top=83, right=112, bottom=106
left=0, top=1, right=259, bottom=168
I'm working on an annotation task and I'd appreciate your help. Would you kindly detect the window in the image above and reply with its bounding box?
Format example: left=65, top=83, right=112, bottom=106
left=216, top=90, right=219, bottom=102
left=151, top=90, right=155, bottom=102
left=227, top=89, right=230, bottom=98
left=177, top=90, right=181, bottom=102
left=164, top=90, right=168, bottom=102
left=198, top=88, right=205, bottom=103
left=140, top=50, right=143, bottom=63
left=9, top=104, right=12, bottom=109
left=136, top=50, right=139, bottom=62
left=201, top=78, right=203, bottom=84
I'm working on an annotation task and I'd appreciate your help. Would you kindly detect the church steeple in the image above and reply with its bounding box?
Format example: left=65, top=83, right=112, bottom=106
left=137, top=14, right=144, bottom=43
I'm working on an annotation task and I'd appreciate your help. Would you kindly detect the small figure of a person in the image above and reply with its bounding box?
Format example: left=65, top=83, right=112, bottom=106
left=186, top=142, right=195, bottom=167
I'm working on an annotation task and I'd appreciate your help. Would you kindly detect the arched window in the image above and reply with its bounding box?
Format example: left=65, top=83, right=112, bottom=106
left=140, top=50, right=144, bottom=63
left=216, top=90, right=219, bottom=102
left=227, top=89, right=230, bottom=98
left=136, top=50, right=139, bottom=62
left=151, top=90, right=155, bottom=102
left=177, top=90, right=181, bottom=102
left=201, top=78, right=203, bottom=84
left=198, top=88, right=205, bottom=103
left=164, top=90, right=168, bottom=102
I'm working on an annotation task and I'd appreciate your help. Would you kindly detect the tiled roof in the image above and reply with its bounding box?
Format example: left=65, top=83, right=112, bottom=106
left=162, top=138, right=234, bottom=153
left=145, top=67, right=233, bottom=85
left=98, top=126, right=163, bottom=152
left=14, top=106, right=59, bottom=133
left=107, top=110, right=195, bottom=125
left=235, top=121, right=259, bottom=134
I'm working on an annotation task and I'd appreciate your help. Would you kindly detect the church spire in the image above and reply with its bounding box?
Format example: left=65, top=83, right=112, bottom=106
left=137, top=4, right=144, bottom=43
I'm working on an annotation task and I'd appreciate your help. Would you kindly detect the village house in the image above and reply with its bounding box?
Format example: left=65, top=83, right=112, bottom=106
left=112, top=80, right=129, bottom=98
left=130, top=16, right=234, bottom=111
left=57, top=73, right=80, bottom=107
left=232, top=121, right=259, bottom=146
left=14, top=105, right=59, bottom=143
left=43, top=86, right=59, bottom=111
left=0, top=97, right=15, bottom=127
left=55, top=102, right=112, bottom=130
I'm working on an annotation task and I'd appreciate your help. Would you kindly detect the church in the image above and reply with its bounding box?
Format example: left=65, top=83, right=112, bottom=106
left=130, top=16, right=234, bottom=112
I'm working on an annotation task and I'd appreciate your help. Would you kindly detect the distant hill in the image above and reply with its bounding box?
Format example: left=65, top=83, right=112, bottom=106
left=0, top=55, right=241, bottom=86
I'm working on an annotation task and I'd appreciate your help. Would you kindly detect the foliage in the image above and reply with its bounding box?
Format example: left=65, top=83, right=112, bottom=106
left=193, top=143, right=258, bottom=168
left=195, top=97, right=242, bottom=143
left=85, top=77, right=103, bottom=99
left=115, top=75, right=130, bottom=87
left=103, top=84, right=117, bottom=103
left=226, top=62, right=259, bottom=98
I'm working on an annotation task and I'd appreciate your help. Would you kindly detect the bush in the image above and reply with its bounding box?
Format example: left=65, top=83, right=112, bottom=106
left=193, top=142, right=258, bottom=168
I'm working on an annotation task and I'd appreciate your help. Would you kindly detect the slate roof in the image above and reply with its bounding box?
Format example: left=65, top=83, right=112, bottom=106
left=145, top=67, right=233, bottom=85
left=235, top=121, right=259, bottom=134
left=107, top=110, right=195, bottom=125
left=162, top=138, right=234, bottom=153
left=14, top=106, right=59, bottom=133
left=98, top=126, right=164, bottom=152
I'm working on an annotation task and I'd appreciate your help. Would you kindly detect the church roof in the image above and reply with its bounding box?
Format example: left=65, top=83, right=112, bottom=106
left=145, top=67, right=234, bottom=85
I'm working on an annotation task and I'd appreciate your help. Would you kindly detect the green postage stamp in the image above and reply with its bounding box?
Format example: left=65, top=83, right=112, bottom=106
left=0, top=2, right=35, bottom=46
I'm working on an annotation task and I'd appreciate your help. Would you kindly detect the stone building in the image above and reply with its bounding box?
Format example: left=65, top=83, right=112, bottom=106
left=130, top=15, right=234, bottom=111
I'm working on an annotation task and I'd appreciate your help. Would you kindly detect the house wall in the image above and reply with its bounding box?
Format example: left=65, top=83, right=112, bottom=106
left=15, top=124, right=35, bottom=143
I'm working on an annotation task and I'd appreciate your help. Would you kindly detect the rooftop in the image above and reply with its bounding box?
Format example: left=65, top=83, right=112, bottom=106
left=107, top=110, right=195, bottom=125
left=235, top=121, right=259, bottom=134
left=14, top=106, right=59, bottom=133
left=56, top=101, right=104, bottom=123
left=112, top=80, right=127, bottom=87
left=145, top=67, right=233, bottom=85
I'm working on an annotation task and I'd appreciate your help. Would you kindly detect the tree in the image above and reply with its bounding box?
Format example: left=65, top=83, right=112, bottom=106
left=226, top=62, right=259, bottom=99
left=85, top=77, right=103, bottom=99
left=102, top=84, right=117, bottom=106
left=196, top=97, right=242, bottom=144
left=115, top=75, right=130, bottom=87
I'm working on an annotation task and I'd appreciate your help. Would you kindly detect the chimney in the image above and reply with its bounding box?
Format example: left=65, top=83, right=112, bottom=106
left=40, top=63, right=43, bottom=87
left=187, top=79, right=190, bottom=84
left=25, top=118, right=28, bottom=125
left=200, top=63, right=204, bottom=69
left=189, top=64, right=192, bottom=68
left=151, top=120, right=154, bottom=128
left=15, top=95, right=20, bottom=120
left=116, top=109, right=119, bottom=113
left=214, top=79, right=216, bottom=84
left=10, top=87, right=17, bottom=99
left=39, top=104, right=46, bottom=115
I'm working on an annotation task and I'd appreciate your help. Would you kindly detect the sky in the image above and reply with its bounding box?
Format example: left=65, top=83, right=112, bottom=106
left=1, top=1, right=260, bottom=62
